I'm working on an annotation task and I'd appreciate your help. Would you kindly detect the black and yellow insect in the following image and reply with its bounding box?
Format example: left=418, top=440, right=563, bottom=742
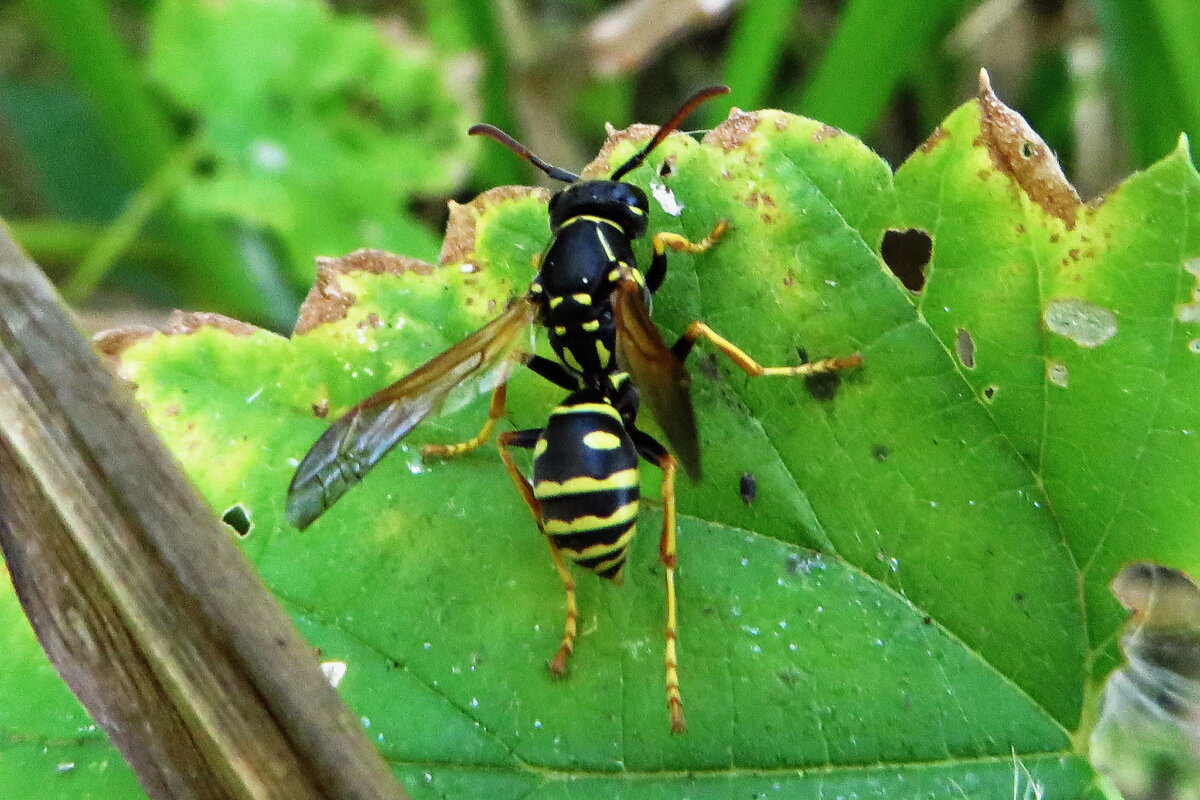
left=286, top=86, right=861, bottom=733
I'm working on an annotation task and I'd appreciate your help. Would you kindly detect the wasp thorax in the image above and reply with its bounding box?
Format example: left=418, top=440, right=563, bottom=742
left=548, top=181, right=649, bottom=238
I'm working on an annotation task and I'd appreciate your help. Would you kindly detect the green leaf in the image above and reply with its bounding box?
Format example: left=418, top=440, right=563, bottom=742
left=0, top=580, right=142, bottom=797
left=896, top=77, right=1200, bottom=673
left=146, top=0, right=473, bottom=282
left=16, top=83, right=1190, bottom=795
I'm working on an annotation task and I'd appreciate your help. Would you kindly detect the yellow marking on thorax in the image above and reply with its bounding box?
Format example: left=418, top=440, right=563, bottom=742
left=549, top=296, right=563, bottom=309
left=581, top=319, right=600, bottom=332
left=595, top=228, right=617, bottom=261
left=561, top=349, right=583, bottom=372
left=583, top=430, right=623, bottom=450
left=544, top=501, right=638, bottom=535
left=555, top=402, right=621, bottom=420
left=535, top=468, right=639, bottom=498
left=534, top=439, right=548, bottom=458
left=563, top=214, right=623, bottom=230
left=571, top=293, right=592, bottom=305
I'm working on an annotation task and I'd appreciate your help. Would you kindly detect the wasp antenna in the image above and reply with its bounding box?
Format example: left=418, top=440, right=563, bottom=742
left=610, top=85, right=731, bottom=182
left=469, top=124, right=580, bottom=183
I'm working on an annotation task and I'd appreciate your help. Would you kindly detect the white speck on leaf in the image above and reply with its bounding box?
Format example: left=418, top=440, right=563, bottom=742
left=650, top=181, right=684, bottom=216
left=319, top=660, right=347, bottom=688
left=1047, top=362, right=1069, bottom=387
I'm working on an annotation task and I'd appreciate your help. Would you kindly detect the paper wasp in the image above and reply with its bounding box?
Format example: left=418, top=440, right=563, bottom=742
left=286, top=86, right=861, bottom=733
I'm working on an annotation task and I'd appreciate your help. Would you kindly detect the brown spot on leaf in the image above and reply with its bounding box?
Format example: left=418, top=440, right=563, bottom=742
left=312, top=398, right=330, bottom=418
left=440, top=185, right=549, bottom=266
left=95, top=311, right=260, bottom=358
left=745, top=188, right=778, bottom=222
left=812, top=124, right=843, bottom=143
left=167, top=311, right=260, bottom=337
left=955, top=328, right=976, bottom=368
left=919, top=125, right=948, bottom=153
left=584, top=123, right=660, bottom=178
left=93, top=325, right=157, bottom=357
left=705, top=108, right=765, bottom=152
left=93, top=311, right=260, bottom=375
left=975, top=69, right=1080, bottom=229
left=295, top=249, right=434, bottom=335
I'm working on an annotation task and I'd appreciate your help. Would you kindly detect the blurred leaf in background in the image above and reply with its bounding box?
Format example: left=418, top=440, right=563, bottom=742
left=3, top=0, right=1200, bottom=324
left=147, top=0, right=475, bottom=287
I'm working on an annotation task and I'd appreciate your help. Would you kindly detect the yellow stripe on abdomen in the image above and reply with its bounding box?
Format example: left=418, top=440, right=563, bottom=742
left=544, top=501, right=638, bottom=535
left=535, top=468, right=639, bottom=498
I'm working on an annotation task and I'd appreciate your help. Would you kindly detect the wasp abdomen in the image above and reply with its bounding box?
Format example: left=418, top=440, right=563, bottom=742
left=533, top=394, right=640, bottom=582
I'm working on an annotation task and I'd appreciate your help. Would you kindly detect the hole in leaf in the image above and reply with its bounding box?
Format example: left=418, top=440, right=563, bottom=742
left=221, top=503, right=253, bottom=537
left=880, top=228, right=932, bottom=292
left=658, top=160, right=673, bottom=177
left=983, top=385, right=998, bottom=402
left=955, top=328, right=976, bottom=368
left=871, top=444, right=890, bottom=462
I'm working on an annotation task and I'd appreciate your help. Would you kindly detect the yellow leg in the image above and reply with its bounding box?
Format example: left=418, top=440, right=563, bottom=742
left=655, top=453, right=686, bottom=734
left=679, top=321, right=863, bottom=378
left=652, top=219, right=730, bottom=257
left=544, top=541, right=579, bottom=677
left=421, top=384, right=507, bottom=458
left=497, top=431, right=578, bottom=677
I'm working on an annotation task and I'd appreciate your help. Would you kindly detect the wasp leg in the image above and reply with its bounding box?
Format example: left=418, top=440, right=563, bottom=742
left=498, top=429, right=579, bottom=678
left=631, top=428, right=686, bottom=734
left=420, top=383, right=509, bottom=458
left=671, top=322, right=863, bottom=378
left=526, top=354, right=581, bottom=392
left=647, top=219, right=730, bottom=291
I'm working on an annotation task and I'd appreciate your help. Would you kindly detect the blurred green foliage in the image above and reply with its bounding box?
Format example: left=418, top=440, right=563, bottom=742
left=2, top=0, right=1199, bottom=327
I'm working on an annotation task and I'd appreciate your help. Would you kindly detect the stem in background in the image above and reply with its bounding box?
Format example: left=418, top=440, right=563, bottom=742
left=1145, top=0, right=1200, bottom=161
left=795, top=0, right=969, bottom=137
left=717, top=0, right=800, bottom=125
left=453, top=0, right=528, bottom=187
left=61, top=139, right=202, bottom=305
left=0, top=230, right=410, bottom=800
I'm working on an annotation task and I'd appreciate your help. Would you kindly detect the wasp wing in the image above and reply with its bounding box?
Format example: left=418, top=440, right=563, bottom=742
left=287, top=296, right=539, bottom=529
left=613, top=280, right=702, bottom=481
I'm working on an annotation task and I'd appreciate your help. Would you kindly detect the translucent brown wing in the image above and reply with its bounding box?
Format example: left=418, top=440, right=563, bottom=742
left=287, top=296, right=539, bottom=529
left=613, top=280, right=702, bottom=481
